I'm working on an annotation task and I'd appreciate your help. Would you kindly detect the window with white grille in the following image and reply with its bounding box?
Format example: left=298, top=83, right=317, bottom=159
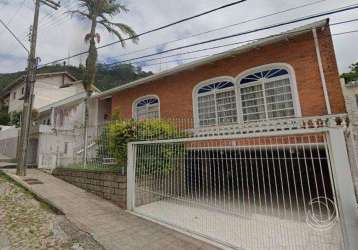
left=196, top=80, right=237, bottom=127
left=239, top=68, right=295, bottom=122
left=134, top=97, right=160, bottom=120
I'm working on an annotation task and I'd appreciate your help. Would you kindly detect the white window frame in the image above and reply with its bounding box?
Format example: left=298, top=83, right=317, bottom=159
left=235, top=63, right=301, bottom=122
left=132, top=95, right=160, bottom=120
left=192, top=76, right=238, bottom=128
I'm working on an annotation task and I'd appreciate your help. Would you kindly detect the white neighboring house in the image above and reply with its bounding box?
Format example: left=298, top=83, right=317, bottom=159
left=341, top=78, right=358, bottom=176
left=0, top=71, right=101, bottom=167
left=36, top=92, right=87, bottom=169
left=2, top=72, right=82, bottom=117
left=34, top=89, right=101, bottom=169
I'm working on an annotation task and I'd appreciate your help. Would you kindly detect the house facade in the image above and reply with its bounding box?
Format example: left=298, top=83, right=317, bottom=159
left=341, top=79, right=358, bottom=169
left=1, top=72, right=82, bottom=119
left=91, top=19, right=356, bottom=249
left=94, top=19, right=345, bottom=127
left=0, top=71, right=101, bottom=166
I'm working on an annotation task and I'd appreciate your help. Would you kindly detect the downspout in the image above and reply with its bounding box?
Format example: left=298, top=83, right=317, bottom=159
left=50, top=107, right=55, bottom=129
left=312, top=27, right=332, bottom=114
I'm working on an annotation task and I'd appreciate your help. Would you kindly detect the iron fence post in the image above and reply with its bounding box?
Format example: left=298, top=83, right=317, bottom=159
left=328, top=128, right=358, bottom=250
left=127, top=142, right=136, bottom=211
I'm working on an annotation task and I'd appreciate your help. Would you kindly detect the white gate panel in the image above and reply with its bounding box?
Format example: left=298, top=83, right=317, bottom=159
left=127, top=129, right=356, bottom=249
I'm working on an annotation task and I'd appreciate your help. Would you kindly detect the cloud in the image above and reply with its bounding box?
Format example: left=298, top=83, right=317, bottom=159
left=0, top=0, right=358, bottom=74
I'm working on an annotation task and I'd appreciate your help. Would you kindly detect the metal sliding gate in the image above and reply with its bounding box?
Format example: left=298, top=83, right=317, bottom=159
left=127, top=129, right=358, bottom=250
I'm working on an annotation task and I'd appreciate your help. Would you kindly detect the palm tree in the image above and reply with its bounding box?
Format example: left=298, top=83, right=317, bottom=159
left=69, top=0, right=138, bottom=165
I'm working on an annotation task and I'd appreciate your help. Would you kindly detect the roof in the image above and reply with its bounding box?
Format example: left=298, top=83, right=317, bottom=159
left=37, top=91, right=87, bottom=113
left=1, top=71, right=78, bottom=97
left=94, top=19, right=329, bottom=99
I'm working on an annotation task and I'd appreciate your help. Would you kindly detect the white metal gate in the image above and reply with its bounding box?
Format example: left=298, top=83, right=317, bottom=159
left=127, top=129, right=358, bottom=250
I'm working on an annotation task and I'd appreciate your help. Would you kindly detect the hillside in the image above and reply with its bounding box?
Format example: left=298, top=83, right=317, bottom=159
left=0, top=63, right=153, bottom=92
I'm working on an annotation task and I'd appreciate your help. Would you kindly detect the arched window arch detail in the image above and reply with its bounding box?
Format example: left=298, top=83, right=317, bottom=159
left=132, top=95, right=160, bottom=120
left=236, top=64, right=301, bottom=122
left=193, top=76, right=238, bottom=127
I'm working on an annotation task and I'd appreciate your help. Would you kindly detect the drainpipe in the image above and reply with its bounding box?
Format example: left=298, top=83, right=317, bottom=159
left=50, top=107, right=55, bottom=128
left=312, top=27, right=332, bottom=115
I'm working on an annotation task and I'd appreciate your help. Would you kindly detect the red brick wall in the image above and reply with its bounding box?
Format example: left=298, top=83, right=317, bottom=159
left=111, top=26, right=345, bottom=120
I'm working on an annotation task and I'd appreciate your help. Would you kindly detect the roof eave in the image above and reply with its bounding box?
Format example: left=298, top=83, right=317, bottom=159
left=94, top=19, right=329, bottom=99
left=1, top=71, right=78, bottom=97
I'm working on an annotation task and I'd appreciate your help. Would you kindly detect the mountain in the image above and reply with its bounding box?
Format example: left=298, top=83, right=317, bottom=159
left=0, top=63, right=153, bottom=93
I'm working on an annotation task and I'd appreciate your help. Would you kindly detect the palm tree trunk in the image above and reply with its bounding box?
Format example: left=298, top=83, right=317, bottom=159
left=83, top=14, right=98, bottom=167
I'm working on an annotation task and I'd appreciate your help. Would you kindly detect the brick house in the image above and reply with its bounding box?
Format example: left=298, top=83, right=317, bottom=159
left=92, top=19, right=345, bottom=127
left=55, top=19, right=358, bottom=249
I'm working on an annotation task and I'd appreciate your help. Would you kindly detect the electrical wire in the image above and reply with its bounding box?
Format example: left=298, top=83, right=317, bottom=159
left=40, top=2, right=358, bottom=67
left=6, top=0, right=26, bottom=25
left=109, top=0, right=329, bottom=60
left=0, top=17, right=29, bottom=53
left=135, top=28, right=358, bottom=69
left=100, top=19, right=358, bottom=68
left=39, top=0, right=249, bottom=65
left=92, top=5, right=358, bottom=68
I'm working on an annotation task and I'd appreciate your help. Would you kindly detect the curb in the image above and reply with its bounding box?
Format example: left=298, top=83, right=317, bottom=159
left=0, top=169, right=65, bottom=215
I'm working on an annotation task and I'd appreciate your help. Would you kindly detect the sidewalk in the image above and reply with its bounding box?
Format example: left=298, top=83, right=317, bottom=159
left=2, top=169, right=220, bottom=250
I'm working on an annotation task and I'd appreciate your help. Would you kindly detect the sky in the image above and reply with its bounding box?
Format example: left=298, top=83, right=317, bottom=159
left=0, top=0, right=358, bottom=75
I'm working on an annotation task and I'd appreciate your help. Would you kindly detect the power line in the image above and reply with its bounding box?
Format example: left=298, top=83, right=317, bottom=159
left=6, top=0, right=26, bottom=25
left=101, top=19, right=358, bottom=68
left=40, top=2, right=358, bottom=67
left=0, top=17, right=29, bottom=53
left=38, top=1, right=77, bottom=30
left=38, top=0, right=73, bottom=26
left=134, top=28, right=358, bottom=69
left=110, top=0, right=328, bottom=60
left=18, top=2, right=71, bottom=42
left=88, top=27, right=358, bottom=71
left=39, top=0, right=247, bottom=65
left=93, top=5, right=358, bottom=68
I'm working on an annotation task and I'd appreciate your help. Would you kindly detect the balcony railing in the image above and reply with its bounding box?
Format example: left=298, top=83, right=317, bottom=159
left=191, top=113, right=349, bottom=137
left=90, top=113, right=349, bottom=141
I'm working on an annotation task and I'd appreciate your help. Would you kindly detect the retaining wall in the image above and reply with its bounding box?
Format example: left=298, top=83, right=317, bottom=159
left=53, top=168, right=127, bottom=208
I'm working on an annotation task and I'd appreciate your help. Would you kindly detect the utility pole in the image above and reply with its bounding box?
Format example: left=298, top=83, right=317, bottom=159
left=16, top=0, right=60, bottom=176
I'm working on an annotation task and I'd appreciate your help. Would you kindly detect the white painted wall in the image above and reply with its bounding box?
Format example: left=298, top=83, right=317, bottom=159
left=7, top=75, right=85, bottom=114
left=0, top=126, right=19, bottom=158
left=341, top=79, right=358, bottom=190
left=37, top=126, right=83, bottom=169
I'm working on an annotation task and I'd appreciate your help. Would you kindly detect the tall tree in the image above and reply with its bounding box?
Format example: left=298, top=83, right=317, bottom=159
left=341, top=62, right=358, bottom=83
left=69, top=0, right=138, bottom=165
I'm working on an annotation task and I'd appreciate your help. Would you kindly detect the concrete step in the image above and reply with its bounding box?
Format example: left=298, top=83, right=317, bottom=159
left=0, top=154, right=16, bottom=163
left=0, top=162, right=17, bottom=169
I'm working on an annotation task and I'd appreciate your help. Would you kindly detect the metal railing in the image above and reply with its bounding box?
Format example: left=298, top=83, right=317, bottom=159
left=37, top=114, right=349, bottom=171
left=127, top=127, right=358, bottom=250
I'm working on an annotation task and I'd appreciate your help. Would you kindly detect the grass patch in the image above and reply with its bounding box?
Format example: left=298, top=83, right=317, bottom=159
left=39, top=201, right=54, bottom=213
left=0, top=171, right=34, bottom=198
left=0, top=170, right=60, bottom=214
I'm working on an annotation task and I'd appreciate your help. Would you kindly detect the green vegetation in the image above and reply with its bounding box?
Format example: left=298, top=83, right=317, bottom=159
left=0, top=63, right=152, bottom=92
left=67, top=0, right=138, bottom=93
left=0, top=171, right=34, bottom=198
left=9, top=111, right=21, bottom=127
left=67, top=0, right=139, bottom=161
left=341, top=62, right=358, bottom=83
left=101, top=119, right=187, bottom=173
left=0, top=71, right=23, bottom=92
left=0, top=108, right=10, bottom=125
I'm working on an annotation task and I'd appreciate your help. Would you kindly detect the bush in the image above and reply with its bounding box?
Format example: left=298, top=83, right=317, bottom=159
left=100, top=119, right=187, bottom=173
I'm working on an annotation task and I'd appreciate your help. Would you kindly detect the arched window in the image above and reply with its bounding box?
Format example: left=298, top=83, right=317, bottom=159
left=194, top=78, right=238, bottom=127
left=133, top=96, right=160, bottom=120
left=238, top=65, right=299, bottom=122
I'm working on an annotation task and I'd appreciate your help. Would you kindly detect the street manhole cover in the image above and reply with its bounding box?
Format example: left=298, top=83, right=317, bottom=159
left=23, top=178, right=44, bottom=185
